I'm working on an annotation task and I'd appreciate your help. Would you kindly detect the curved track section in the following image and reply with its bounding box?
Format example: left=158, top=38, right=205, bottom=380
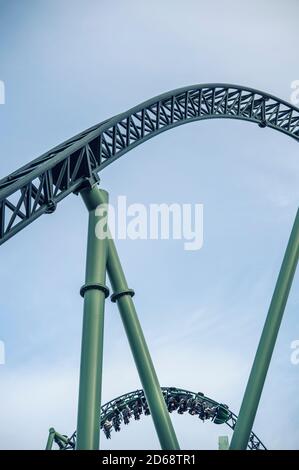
left=53, top=387, right=266, bottom=450
left=0, top=84, right=299, bottom=245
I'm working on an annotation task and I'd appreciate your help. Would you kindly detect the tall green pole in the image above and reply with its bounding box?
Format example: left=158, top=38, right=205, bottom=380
left=106, top=237, right=180, bottom=450
left=76, top=185, right=110, bottom=450
left=230, top=209, right=299, bottom=450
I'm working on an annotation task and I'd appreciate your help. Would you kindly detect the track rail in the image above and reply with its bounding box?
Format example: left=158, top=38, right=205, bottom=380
left=52, top=387, right=266, bottom=450
left=1, top=84, right=299, bottom=245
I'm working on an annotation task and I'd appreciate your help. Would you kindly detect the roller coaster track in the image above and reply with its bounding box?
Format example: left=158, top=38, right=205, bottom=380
left=51, top=387, right=266, bottom=451
left=0, top=83, right=299, bottom=246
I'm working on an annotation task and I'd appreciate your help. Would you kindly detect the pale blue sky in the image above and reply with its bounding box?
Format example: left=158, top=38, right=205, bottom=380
left=0, top=0, right=298, bottom=449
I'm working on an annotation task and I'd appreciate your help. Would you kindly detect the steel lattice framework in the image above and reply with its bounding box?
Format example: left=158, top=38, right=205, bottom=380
left=1, top=83, right=299, bottom=246
left=2, top=84, right=299, bottom=451
left=50, top=387, right=266, bottom=451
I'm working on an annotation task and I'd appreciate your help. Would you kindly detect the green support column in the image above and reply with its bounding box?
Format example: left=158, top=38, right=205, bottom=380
left=45, top=427, right=56, bottom=450
left=218, top=436, right=229, bottom=450
left=106, top=237, right=180, bottom=450
left=54, top=431, right=72, bottom=448
left=230, top=209, right=299, bottom=450
left=76, top=186, right=109, bottom=450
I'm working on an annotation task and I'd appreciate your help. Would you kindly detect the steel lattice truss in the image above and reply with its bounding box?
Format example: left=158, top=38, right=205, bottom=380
left=0, top=84, right=299, bottom=246
left=52, top=387, right=266, bottom=451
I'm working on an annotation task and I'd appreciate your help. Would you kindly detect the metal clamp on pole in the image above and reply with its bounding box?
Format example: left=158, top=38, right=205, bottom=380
left=110, top=288, right=135, bottom=303
left=80, top=283, right=110, bottom=298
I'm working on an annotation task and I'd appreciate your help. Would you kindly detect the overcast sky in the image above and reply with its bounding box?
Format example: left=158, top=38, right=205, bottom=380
left=0, top=0, right=298, bottom=450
